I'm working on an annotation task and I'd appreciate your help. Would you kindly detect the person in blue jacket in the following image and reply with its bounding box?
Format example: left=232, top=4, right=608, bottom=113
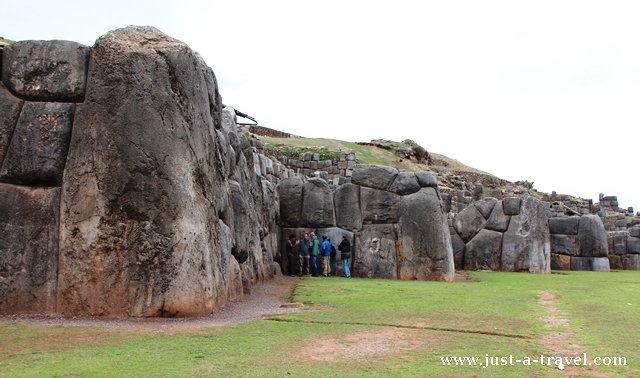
left=321, top=235, right=332, bottom=277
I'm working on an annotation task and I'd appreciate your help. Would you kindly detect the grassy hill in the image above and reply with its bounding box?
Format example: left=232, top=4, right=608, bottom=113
left=257, top=135, right=494, bottom=176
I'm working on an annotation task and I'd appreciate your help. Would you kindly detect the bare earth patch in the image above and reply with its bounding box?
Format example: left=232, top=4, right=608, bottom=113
left=299, top=328, right=421, bottom=362
left=538, top=292, right=612, bottom=378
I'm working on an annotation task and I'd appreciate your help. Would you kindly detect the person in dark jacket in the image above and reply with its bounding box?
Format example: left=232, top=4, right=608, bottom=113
left=285, top=234, right=299, bottom=277
left=338, top=236, right=351, bottom=278
left=309, top=232, right=320, bottom=277
left=298, top=233, right=310, bottom=276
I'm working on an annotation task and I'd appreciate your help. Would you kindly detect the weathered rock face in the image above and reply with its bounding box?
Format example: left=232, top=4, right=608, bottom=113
left=551, top=253, right=571, bottom=270
left=56, top=26, right=277, bottom=317
left=301, top=178, right=335, bottom=228
left=388, top=172, right=420, bottom=195
left=0, top=184, right=59, bottom=313
left=551, top=234, right=576, bottom=256
left=484, top=201, right=510, bottom=232
left=1, top=40, right=90, bottom=102
left=453, top=205, right=486, bottom=242
left=351, top=164, right=398, bottom=190
left=548, top=217, right=580, bottom=235
left=576, top=215, right=608, bottom=257
left=501, top=196, right=551, bottom=273
left=451, top=233, right=465, bottom=270
left=415, top=171, right=438, bottom=188
left=277, top=176, right=304, bottom=227
left=502, top=197, right=521, bottom=216
left=353, top=224, right=398, bottom=279
left=474, top=197, right=498, bottom=220
left=333, top=183, right=362, bottom=232
left=399, top=188, right=454, bottom=281
left=0, top=102, right=74, bottom=186
left=0, top=82, right=23, bottom=164
left=360, top=187, right=401, bottom=224
left=463, top=229, right=503, bottom=271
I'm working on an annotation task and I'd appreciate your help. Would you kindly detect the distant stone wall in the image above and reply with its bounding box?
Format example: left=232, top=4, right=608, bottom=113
left=277, top=165, right=455, bottom=281
left=247, top=125, right=295, bottom=138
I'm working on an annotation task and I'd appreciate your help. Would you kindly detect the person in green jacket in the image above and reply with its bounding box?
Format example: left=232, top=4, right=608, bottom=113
left=309, top=232, right=320, bottom=277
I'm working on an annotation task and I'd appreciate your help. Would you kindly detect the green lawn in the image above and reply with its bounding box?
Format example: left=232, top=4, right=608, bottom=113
left=1, top=271, right=638, bottom=377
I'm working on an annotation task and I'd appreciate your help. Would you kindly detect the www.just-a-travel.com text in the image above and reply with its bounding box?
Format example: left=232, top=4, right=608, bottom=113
left=440, top=354, right=627, bottom=369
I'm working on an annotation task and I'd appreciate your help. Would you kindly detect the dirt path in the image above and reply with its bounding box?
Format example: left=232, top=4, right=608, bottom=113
left=0, top=275, right=303, bottom=332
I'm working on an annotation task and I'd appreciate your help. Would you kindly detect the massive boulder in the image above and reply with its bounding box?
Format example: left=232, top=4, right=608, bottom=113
left=484, top=201, right=510, bottom=232
left=277, top=177, right=304, bottom=227
left=0, top=102, right=74, bottom=186
left=551, top=234, right=576, bottom=256
left=57, top=26, right=274, bottom=317
left=576, top=214, right=608, bottom=257
left=388, top=171, right=420, bottom=195
left=0, top=82, right=23, bottom=165
left=351, top=164, right=398, bottom=190
left=353, top=224, right=398, bottom=279
left=0, top=184, right=60, bottom=313
left=1, top=40, right=90, bottom=102
left=301, top=177, right=335, bottom=228
left=398, top=188, right=455, bottom=281
left=451, top=233, right=465, bottom=270
left=453, top=205, right=486, bottom=242
left=548, top=217, right=580, bottom=235
left=333, top=183, right=362, bottom=232
left=474, top=197, right=498, bottom=220
left=463, top=229, right=503, bottom=271
left=360, top=186, right=401, bottom=224
left=501, top=196, right=551, bottom=273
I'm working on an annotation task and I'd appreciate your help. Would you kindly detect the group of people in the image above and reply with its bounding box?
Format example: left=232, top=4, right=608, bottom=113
left=285, top=233, right=351, bottom=278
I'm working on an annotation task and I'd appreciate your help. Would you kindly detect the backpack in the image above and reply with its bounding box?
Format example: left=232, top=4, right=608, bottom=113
left=330, top=244, right=336, bottom=259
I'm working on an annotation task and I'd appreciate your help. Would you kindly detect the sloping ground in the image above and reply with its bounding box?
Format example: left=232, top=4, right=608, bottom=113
left=257, top=135, right=495, bottom=177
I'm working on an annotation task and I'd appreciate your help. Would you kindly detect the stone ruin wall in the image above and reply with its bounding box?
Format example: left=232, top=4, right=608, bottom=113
left=0, top=27, right=283, bottom=316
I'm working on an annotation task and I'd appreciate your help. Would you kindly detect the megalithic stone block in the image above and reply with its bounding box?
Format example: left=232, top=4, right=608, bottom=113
left=0, top=82, right=23, bottom=165
left=2, top=40, right=90, bottom=102
left=0, top=102, right=74, bottom=186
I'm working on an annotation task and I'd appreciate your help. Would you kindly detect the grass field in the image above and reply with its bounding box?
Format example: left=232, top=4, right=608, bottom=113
left=1, top=271, right=638, bottom=377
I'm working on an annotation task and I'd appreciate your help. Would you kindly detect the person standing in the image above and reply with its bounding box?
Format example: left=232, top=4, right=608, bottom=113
left=285, top=234, right=299, bottom=277
left=309, top=232, right=320, bottom=277
left=298, top=233, right=310, bottom=276
left=321, top=235, right=332, bottom=277
left=338, top=235, right=351, bottom=278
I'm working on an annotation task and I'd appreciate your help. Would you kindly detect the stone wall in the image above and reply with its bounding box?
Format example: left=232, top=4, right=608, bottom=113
left=277, top=165, right=455, bottom=281
left=0, top=27, right=281, bottom=316
left=449, top=196, right=551, bottom=273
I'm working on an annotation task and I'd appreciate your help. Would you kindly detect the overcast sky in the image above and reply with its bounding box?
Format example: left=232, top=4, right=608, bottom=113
left=4, top=1, right=639, bottom=210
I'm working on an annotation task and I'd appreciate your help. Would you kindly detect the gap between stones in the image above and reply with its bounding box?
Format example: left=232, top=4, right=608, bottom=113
left=264, top=317, right=532, bottom=339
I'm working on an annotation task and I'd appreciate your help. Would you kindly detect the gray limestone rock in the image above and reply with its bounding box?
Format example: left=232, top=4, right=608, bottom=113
left=2, top=40, right=90, bottom=102
left=0, top=184, right=60, bottom=313
left=301, top=177, right=335, bottom=228
left=551, top=234, right=576, bottom=256
left=415, top=171, right=438, bottom=188
left=502, top=197, right=521, bottom=215
left=484, top=201, right=511, bottom=232
left=548, top=217, right=580, bottom=235
left=316, top=227, right=354, bottom=276
left=57, top=26, right=271, bottom=317
left=451, top=233, right=465, bottom=270
left=590, top=257, right=610, bottom=272
left=0, top=82, right=23, bottom=165
left=627, top=237, right=640, bottom=254
left=453, top=205, right=486, bottom=242
left=474, top=197, right=498, bottom=219
left=399, top=188, right=455, bottom=281
left=353, top=224, right=398, bottom=279
left=463, top=229, right=503, bottom=271
left=388, top=171, right=420, bottom=195
left=576, top=215, right=608, bottom=257
left=571, top=256, right=591, bottom=271
left=360, top=186, right=401, bottom=224
left=0, top=102, right=74, bottom=186
left=613, top=234, right=627, bottom=255
left=501, top=196, right=551, bottom=273
left=351, top=164, right=398, bottom=190
left=551, top=253, right=571, bottom=270
left=333, top=183, right=362, bottom=232
left=623, top=255, right=640, bottom=270
left=277, top=177, right=304, bottom=227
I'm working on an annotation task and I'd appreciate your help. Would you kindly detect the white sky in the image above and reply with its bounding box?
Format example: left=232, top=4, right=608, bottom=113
left=4, top=0, right=639, bottom=210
